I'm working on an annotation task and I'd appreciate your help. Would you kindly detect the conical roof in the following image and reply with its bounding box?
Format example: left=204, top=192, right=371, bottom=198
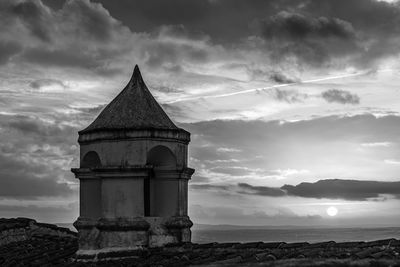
left=80, top=65, right=178, bottom=134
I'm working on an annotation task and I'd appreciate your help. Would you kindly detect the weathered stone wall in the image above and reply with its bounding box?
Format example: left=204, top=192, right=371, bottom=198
left=73, top=215, right=192, bottom=258
left=0, top=218, right=76, bottom=247
left=0, top=218, right=77, bottom=266
left=0, top=226, right=31, bottom=246
left=101, top=177, right=145, bottom=218
left=80, top=178, right=101, bottom=219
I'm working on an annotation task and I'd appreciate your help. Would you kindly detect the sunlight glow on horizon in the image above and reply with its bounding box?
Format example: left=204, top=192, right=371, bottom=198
left=327, top=206, right=339, bottom=217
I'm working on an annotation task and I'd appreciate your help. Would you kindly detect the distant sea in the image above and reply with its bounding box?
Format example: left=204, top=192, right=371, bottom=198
left=57, top=223, right=400, bottom=244
left=191, top=225, right=400, bottom=243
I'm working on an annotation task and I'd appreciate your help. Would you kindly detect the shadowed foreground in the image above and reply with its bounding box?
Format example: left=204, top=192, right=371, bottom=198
left=1, top=218, right=399, bottom=266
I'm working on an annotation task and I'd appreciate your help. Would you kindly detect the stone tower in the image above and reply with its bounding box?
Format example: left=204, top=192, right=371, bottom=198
left=72, top=65, right=194, bottom=258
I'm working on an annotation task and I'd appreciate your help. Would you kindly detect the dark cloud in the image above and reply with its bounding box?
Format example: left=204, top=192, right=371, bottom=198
left=10, top=0, right=121, bottom=42
left=269, top=88, right=307, bottom=103
left=96, top=0, right=210, bottom=28
left=3, top=0, right=400, bottom=72
left=282, top=179, right=400, bottom=201
left=270, top=72, right=299, bottom=84
left=29, top=79, right=67, bottom=90
left=12, top=0, right=52, bottom=42
left=41, top=0, right=66, bottom=10
left=0, top=113, right=79, bottom=200
left=266, top=0, right=400, bottom=67
left=21, top=48, right=101, bottom=69
left=2, top=0, right=400, bottom=73
left=257, top=11, right=359, bottom=66
left=0, top=0, right=132, bottom=73
left=93, top=0, right=400, bottom=42
left=60, top=0, right=119, bottom=42
left=92, top=0, right=400, bottom=68
left=2, top=1, right=215, bottom=73
left=238, top=183, right=286, bottom=197
left=93, top=0, right=277, bottom=43
left=4, top=119, right=77, bottom=158
left=106, top=0, right=400, bottom=68
left=19, top=47, right=125, bottom=75
left=0, top=41, right=22, bottom=65
left=302, top=0, right=400, bottom=35
left=4, top=114, right=76, bottom=139
left=193, top=179, right=400, bottom=201
left=321, top=89, right=360, bottom=105
left=138, top=25, right=219, bottom=70
left=0, top=153, right=73, bottom=199
left=144, top=40, right=209, bottom=68
left=6, top=115, right=43, bottom=135
left=190, top=184, right=229, bottom=191
left=259, top=11, right=355, bottom=41
left=157, top=24, right=208, bottom=41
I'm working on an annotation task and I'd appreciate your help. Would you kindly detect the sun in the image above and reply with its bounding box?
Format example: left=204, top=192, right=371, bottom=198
left=326, top=206, right=338, bottom=217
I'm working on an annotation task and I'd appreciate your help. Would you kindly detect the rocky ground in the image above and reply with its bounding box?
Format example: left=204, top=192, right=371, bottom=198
left=1, top=218, right=400, bottom=266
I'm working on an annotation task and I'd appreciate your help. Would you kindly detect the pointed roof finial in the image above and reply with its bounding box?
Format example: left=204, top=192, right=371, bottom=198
left=129, top=64, right=144, bottom=86
left=134, top=64, right=140, bottom=73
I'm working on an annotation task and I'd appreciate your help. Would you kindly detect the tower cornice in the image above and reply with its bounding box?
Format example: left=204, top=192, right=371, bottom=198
left=78, top=128, right=190, bottom=144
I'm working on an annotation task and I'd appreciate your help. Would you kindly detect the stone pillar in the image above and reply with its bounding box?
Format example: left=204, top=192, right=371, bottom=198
left=72, top=166, right=153, bottom=256
left=145, top=167, right=194, bottom=247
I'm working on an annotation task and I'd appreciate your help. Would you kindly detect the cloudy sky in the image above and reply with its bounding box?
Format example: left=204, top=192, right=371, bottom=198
left=1, top=0, right=400, bottom=226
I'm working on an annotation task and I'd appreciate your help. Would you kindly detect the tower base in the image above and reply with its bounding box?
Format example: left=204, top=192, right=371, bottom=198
left=73, top=216, right=193, bottom=261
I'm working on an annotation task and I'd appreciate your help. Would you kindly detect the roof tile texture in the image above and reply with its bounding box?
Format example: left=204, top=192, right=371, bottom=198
left=80, top=65, right=178, bottom=134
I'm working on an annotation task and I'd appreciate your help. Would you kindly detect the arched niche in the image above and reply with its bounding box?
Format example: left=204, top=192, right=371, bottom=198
left=146, top=145, right=176, bottom=168
left=81, top=151, right=101, bottom=168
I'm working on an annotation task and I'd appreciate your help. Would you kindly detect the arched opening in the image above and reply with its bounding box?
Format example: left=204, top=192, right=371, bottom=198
left=145, top=146, right=177, bottom=216
left=81, top=151, right=101, bottom=168
left=146, top=145, right=176, bottom=167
